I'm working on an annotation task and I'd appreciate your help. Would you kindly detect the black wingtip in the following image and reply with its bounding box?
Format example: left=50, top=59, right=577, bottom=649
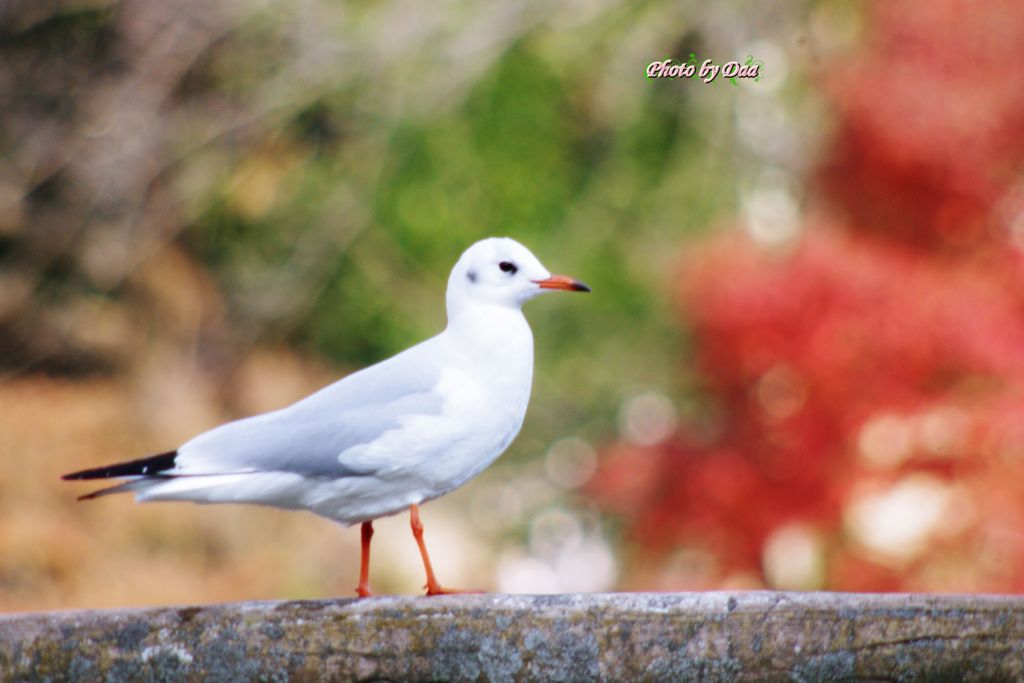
left=62, top=450, right=178, bottom=481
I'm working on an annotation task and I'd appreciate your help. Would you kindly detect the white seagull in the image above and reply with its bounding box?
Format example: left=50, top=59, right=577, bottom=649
left=64, top=237, right=590, bottom=596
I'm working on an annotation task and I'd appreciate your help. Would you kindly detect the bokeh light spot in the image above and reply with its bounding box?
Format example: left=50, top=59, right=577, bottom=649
left=618, top=392, right=677, bottom=446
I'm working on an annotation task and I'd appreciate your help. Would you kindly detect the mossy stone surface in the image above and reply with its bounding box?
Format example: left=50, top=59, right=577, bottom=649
left=2, top=593, right=1023, bottom=681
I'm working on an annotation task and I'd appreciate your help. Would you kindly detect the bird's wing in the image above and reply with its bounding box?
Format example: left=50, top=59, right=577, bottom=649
left=176, top=337, right=448, bottom=479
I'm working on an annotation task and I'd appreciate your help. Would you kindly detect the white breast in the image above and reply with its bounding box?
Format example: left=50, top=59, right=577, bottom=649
left=303, top=308, right=535, bottom=523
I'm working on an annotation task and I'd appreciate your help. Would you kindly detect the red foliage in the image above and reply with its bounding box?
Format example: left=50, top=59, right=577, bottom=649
left=819, top=0, right=1024, bottom=245
left=590, top=0, right=1024, bottom=591
left=821, top=0, right=1024, bottom=248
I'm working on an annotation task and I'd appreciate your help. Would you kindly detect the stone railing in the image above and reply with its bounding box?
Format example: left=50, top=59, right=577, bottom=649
left=2, top=592, right=1021, bottom=680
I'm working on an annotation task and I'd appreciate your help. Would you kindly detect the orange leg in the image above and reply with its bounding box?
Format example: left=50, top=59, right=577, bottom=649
left=356, top=520, right=374, bottom=598
left=409, top=503, right=474, bottom=596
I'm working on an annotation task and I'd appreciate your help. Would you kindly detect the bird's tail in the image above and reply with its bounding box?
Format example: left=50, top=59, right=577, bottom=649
left=62, top=450, right=178, bottom=501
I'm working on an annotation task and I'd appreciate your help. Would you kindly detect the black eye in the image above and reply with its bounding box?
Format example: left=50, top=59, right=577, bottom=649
left=499, top=261, right=518, bottom=275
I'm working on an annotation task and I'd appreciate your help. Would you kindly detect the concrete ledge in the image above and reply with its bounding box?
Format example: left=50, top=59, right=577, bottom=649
left=2, top=592, right=1023, bottom=681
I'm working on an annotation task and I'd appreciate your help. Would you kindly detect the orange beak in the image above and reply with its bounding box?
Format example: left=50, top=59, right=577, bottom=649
left=533, top=274, right=591, bottom=292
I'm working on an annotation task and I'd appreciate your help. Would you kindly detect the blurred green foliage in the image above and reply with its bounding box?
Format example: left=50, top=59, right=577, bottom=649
left=181, top=16, right=756, bottom=453
left=3, top=0, right=793, bottom=454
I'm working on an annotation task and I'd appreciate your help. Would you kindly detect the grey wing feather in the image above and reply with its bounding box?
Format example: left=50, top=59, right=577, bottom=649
left=178, top=338, right=447, bottom=478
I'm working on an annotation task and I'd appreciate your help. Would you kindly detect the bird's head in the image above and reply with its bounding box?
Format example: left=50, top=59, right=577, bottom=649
left=447, top=237, right=590, bottom=314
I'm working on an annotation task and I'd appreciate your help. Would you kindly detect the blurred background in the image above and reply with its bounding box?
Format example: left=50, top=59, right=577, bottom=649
left=2, top=0, right=1024, bottom=610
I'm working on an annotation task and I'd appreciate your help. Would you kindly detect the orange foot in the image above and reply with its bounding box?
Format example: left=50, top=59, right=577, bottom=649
left=424, top=581, right=483, bottom=596
left=410, top=504, right=485, bottom=597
